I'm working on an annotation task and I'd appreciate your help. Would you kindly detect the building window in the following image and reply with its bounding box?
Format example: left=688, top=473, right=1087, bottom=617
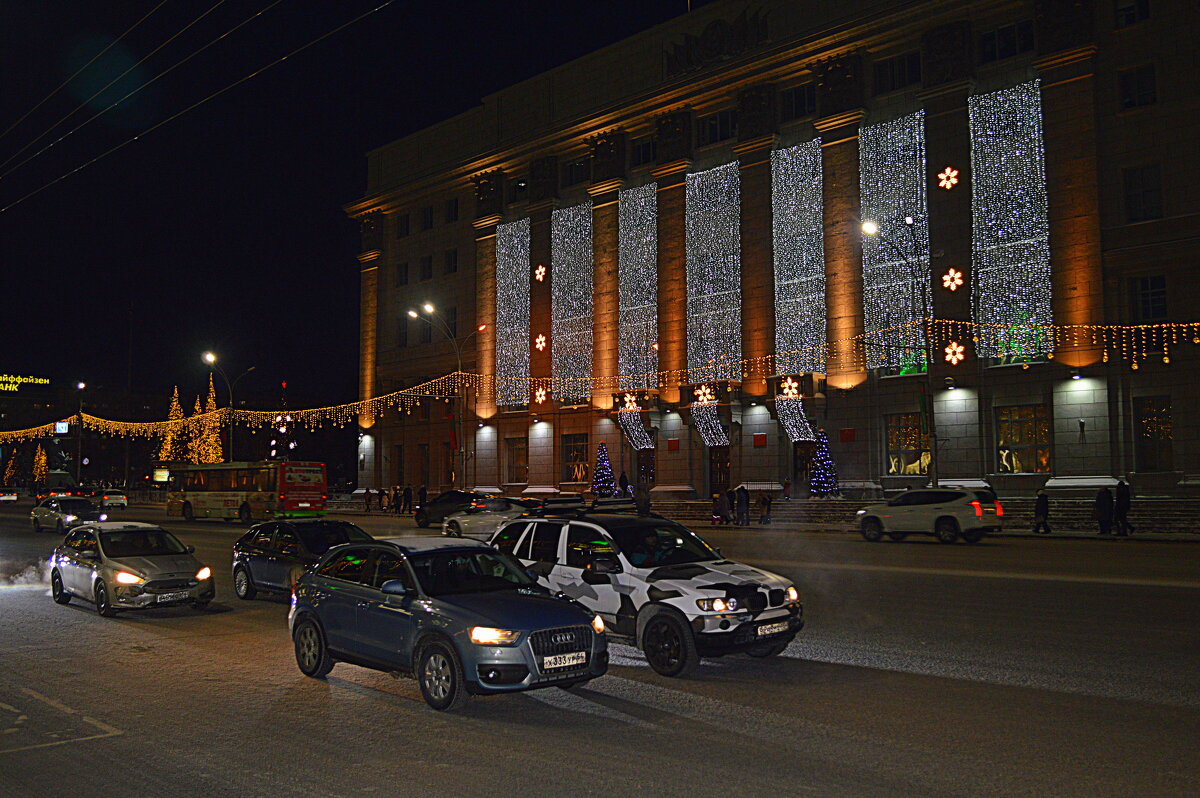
left=561, top=433, right=589, bottom=483
left=779, top=83, right=816, bottom=122
left=510, top=178, right=528, bottom=203
left=445, top=306, right=457, bottom=337
left=445, top=197, right=459, bottom=223
left=563, top=158, right=590, bottom=186
left=1133, top=395, right=1173, bottom=472
left=1115, top=0, right=1150, bottom=28
left=873, top=51, right=921, bottom=95
left=419, top=255, right=433, bottom=281
left=396, top=214, right=410, bottom=238
left=420, top=206, right=434, bottom=230
left=505, top=437, right=528, bottom=483
left=1131, top=275, right=1167, bottom=321
left=697, top=110, right=737, bottom=146
left=979, top=20, right=1034, bottom=64
left=444, top=248, right=458, bottom=274
left=419, top=319, right=432, bottom=344
left=631, top=135, right=656, bottom=167
left=886, top=412, right=929, bottom=476
left=396, top=318, right=408, bottom=348
left=1118, top=64, right=1156, bottom=109
left=995, top=404, right=1051, bottom=474
left=394, top=261, right=409, bottom=287
left=1123, top=164, right=1163, bottom=222
left=418, top=443, right=430, bottom=484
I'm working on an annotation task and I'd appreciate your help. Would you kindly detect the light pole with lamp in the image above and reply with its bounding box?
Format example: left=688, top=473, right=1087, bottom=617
left=408, top=303, right=486, bottom=489
left=202, top=352, right=256, bottom=463
left=861, top=217, right=940, bottom=488
left=75, top=382, right=86, bottom=487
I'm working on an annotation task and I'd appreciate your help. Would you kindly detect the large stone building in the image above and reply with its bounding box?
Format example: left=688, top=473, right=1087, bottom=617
left=348, top=0, right=1199, bottom=500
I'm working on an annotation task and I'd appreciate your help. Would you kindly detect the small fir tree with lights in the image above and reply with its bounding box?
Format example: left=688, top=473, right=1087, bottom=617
left=592, top=441, right=615, bottom=498
left=269, top=382, right=295, bottom=460
left=157, top=387, right=187, bottom=462
left=809, top=429, right=840, bottom=498
left=3, top=451, right=18, bottom=486
left=186, top=397, right=205, bottom=465
left=33, top=444, right=48, bottom=485
left=201, top=374, right=224, bottom=463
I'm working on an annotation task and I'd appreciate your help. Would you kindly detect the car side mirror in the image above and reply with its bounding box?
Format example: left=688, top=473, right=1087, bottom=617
left=186, top=544, right=195, bottom=554
left=591, top=556, right=621, bottom=575
left=381, top=579, right=410, bottom=596
left=79, top=550, right=99, bottom=561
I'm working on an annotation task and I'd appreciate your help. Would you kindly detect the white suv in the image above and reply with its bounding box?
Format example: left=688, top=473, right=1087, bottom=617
left=488, top=503, right=803, bottom=678
left=857, top=488, right=1003, bottom=544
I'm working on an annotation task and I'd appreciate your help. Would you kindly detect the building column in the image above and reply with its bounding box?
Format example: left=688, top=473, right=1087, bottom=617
left=652, top=162, right=690, bottom=405
left=732, top=135, right=776, bottom=398
left=528, top=200, right=557, bottom=490
left=472, top=213, right=500, bottom=488
left=589, top=179, right=623, bottom=409
left=356, top=212, right=383, bottom=488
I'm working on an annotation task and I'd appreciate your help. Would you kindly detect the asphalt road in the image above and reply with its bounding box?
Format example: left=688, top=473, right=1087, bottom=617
left=0, top=504, right=1197, bottom=797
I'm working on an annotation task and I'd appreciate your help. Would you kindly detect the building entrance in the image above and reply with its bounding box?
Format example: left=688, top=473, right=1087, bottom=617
left=708, top=445, right=730, bottom=497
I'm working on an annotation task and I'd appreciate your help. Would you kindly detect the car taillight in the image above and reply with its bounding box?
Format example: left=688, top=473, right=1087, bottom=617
left=994, top=501, right=1004, bottom=517
left=968, top=500, right=983, bottom=518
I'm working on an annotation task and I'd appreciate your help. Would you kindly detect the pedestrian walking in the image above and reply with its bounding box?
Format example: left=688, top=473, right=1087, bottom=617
left=1115, top=479, right=1134, bottom=536
left=417, top=485, right=427, bottom=512
left=1032, top=489, right=1051, bottom=535
left=619, top=471, right=630, bottom=496
left=757, top=493, right=772, bottom=524
left=1094, top=486, right=1114, bottom=535
left=725, top=489, right=737, bottom=525
left=402, top=484, right=413, bottom=514
left=391, top=486, right=401, bottom=515
left=782, top=479, right=792, bottom=501
left=735, top=485, right=750, bottom=526
left=363, top=488, right=372, bottom=513
left=713, top=493, right=729, bottom=525
left=378, top=489, right=387, bottom=512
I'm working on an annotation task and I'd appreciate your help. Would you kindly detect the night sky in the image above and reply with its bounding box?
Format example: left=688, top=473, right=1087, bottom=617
left=1, top=0, right=700, bottom=413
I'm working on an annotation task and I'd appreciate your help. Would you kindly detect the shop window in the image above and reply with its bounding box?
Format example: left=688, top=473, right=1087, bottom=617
left=995, top=404, right=1051, bottom=473
left=505, top=437, right=528, bottom=484
left=886, top=412, right=929, bottom=475
left=561, top=433, right=589, bottom=483
left=1133, top=395, right=1172, bottom=472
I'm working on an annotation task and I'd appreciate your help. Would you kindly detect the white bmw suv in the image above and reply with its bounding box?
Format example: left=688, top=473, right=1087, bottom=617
left=857, top=488, right=1003, bottom=544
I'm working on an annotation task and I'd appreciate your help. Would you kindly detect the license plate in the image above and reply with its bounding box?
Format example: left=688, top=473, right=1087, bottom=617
left=542, top=651, right=586, bottom=670
left=298, top=502, right=311, bottom=508
left=157, top=591, right=190, bottom=603
left=757, top=621, right=789, bottom=637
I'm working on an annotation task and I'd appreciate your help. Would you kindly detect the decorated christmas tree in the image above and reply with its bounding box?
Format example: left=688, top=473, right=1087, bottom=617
left=809, top=429, right=840, bottom=498
left=186, top=397, right=205, bottom=465
left=157, top=387, right=187, bottom=462
left=592, top=441, right=615, bottom=498
left=269, top=382, right=295, bottom=460
left=3, top=451, right=18, bottom=485
left=32, top=444, right=48, bottom=485
left=186, top=379, right=225, bottom=465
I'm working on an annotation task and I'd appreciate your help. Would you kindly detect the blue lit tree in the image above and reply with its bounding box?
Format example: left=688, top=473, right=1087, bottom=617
left=592, top=441, right=616, bottom=498
left=809, top=429, right=840, bottom=498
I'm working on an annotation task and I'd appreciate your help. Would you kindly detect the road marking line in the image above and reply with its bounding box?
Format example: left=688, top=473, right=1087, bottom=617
left=0, top=688, right=125, bottom=754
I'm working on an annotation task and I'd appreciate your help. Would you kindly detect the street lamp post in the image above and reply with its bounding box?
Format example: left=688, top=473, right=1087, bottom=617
left=862, top=218, right=940, bottom=488
left=203, top=353, right=256, bottom=463
left=409, top=304, right=486, bottom=489
left=75, top=382, right=85, bottom=487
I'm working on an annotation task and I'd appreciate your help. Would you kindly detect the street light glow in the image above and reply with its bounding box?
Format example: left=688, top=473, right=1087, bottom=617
left=76, top=381, right=86, bottom=390
left=477, top=324, right=487, bottom=332
left=861, top=220, right=879, bottom=236
left=407, top=310, right=418, bottom=318
left=422, top=302, right=435, bottom=314
left=203, top=352, right=216, bottom=364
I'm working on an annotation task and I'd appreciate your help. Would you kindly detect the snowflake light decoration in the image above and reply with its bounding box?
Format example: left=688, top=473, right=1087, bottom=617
left=944, top=341, right=965, bottom=365
left=534, top=264, right=546, bottom=281
left=938, top=167, right=959, bottom=190
left=534, top=387, right=547, bottom=404
left=780, top=376, right=800, bottom=399
left=622, top=393, right=639, bottom=411
left=942, top=268, right=964, bottom=291
left=534, top=334, right=546, bottom=351
left=694, top=384, right=715, bottom=403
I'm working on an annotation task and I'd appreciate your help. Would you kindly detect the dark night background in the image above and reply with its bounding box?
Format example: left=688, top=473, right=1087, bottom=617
left=0, top=0, right=703, bottom=414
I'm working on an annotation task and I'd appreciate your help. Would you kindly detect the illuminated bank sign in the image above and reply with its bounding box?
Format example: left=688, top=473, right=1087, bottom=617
left=0, top=374, right=51, bottom=393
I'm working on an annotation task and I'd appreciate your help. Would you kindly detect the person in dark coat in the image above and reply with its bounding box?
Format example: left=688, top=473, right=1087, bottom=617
left=735, top=486, right=750, bottom=526
left=417, top=485, right=428, bottom=511
left=378, top=489, right=387, bottom=512
left=402, top=485, right=414, bottom=514
left=363, top=488, right=372, bottom=513
left=1114, top=479, right=1133, bottom=536
left=1032, top=489, right=1051, bottom=535
left=782, top=479, right=792, bottom=501
left=757, top=493, right=772, bottom=524
left=713, top=493, right=729, bottom=525
left=1095, top=486, right=1114, bottom=535
left=725, top=489, right=737, bottom=524
left=618, top=471, right=630, bottom=496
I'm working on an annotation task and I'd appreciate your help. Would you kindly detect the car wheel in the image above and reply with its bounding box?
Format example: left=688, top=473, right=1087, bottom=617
left=860, top=518, right=884, bottom=542
left=960, top=527, right=985, bottom=544
left=414, top=510, right=429, bottom=528
left=886, top=532, right=908, bottom=542
left=641, top=612, right=699, bottom=678
left=745, top=639, right=789, bottom=658
left=935, top=517, right=960, bottom=544
left=233, top=566, right=257, bottom=600
left=238, top=503, right=252, bottom=524
left=445, top=521, right=462, bottom=538
left=51, top=570, right=71, bottom=605
left=293, top=619, right=334, bottom=678
left=182, top=502, right=195, bottom=522
left=418, top=640, right=469, bottom=711
left=94, top=580, right=117, bottom=617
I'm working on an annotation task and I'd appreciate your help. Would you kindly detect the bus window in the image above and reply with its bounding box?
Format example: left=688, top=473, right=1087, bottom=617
left=255, top=468, right=276, bottom=492
left=209, top=470, right=234, bottom=491
left=185, top=471, right=207, bottom=491
left=234, top=470, right=254, bottom=490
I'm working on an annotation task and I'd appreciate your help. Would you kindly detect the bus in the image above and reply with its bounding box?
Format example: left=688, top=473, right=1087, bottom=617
left=165, top=461, right=327, bottom=523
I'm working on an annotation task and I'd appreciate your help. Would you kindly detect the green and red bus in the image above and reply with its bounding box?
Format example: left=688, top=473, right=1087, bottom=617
left=166, top=461, right=327, bottom=523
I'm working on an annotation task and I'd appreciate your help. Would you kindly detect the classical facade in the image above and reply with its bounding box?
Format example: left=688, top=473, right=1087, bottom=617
left=348, top=0, right=1199, bottom=499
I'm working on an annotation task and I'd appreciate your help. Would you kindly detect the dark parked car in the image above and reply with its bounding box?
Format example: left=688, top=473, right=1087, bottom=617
left=231, top=519, right=374, bottom=599
left=289, top=536, right=608, bottom=711
left=415, top=490, right=490, bottom=528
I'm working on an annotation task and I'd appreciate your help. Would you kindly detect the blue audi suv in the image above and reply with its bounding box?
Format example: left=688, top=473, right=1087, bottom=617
left=289, top=536, right=608, bottom=710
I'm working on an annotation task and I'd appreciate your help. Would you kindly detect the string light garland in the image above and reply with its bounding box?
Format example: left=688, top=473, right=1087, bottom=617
left=942, top=268, right=963, bottom=291
left=779, top=376, right=800, bottom=399
left=686, top=162, right=742, bottom=383
left=691, top=400, right=729, bottom=447
left=618, top=407, right=655, bottom=450
left=772, top=140, right=826, bottom=375
left=776, top=394, right=816, bottom=443
left=859, top=111, right=930, bottom=370
left=496, top=217, right=531, bottom=406
left=618, top=182, right=659, bottom=391
left=551, top=201, right=594, bottom=402
left=969, top=80, right=1052, bottom=360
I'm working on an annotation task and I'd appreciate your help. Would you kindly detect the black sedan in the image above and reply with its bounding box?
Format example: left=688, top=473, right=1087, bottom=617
left=231, top=519, right=374, bottom=599
left=414, top=490, right=490, bottom=528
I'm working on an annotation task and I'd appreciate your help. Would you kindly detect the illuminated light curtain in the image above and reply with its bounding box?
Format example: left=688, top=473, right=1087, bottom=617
left=685, top=162, right=742, bottom=383
left=618, top=183, right=658, bottom=390
left=772, top=140, right=825, bottom=375
left=691, top=401, right=729, bottom=446
left=495, top=218, right=531, bottom=405
left=618, top=410, right=654, bottom=450
left=775, top=395, right=815, bottom=443
left=859, top=111, right=930, bottom=370
left=969, top=80, right=1052, bottom=359
left=551, top=201, right=594, bottom=402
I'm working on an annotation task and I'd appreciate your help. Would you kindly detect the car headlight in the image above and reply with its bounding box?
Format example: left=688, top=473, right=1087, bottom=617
left=591, top=614, right=605, bottom=634
left=855, top=509, right=866, bottom=515
left=99, top=513, right=108, bottom=521
left=195, top=566, right=212, bottom=581
left=115, top=571, right=144, bottom=585
left=786, top=585, right=800, bottom=603
left=696, top=597, right=737, bottom=612
left=468, top=626, right=521, bottom=646
left=63, top=514, right=77, bottom=523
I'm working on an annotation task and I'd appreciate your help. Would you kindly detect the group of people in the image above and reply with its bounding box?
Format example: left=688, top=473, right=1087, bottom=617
left=711, top=485, right=773, bottom=526
left=362, top=484, right=427, bottom=515
left=1031, top=479, right=1135, bottom=536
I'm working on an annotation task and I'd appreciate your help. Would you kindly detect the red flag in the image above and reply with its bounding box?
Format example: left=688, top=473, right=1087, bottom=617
left=448, top=411, right=458, bottom=452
